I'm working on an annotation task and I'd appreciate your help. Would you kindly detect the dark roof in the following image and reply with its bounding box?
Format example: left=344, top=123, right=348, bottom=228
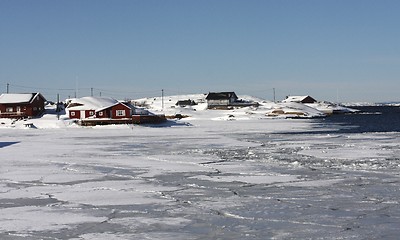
left=283, top=95, right=317, bottom=103
left=176, top=100, right=196, bottom=106
left=205, top=92, right=238, bottom=100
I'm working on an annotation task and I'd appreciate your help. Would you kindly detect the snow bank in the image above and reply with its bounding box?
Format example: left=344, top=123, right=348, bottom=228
left=0, top=93, right=363, bottom=130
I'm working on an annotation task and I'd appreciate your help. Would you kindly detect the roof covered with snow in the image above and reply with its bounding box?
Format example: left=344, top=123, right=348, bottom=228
left=66, top=97, right=120, bottom=111
left=0, top=93, right=43, bottom=104
left=282, top=96, right=317, bottom=103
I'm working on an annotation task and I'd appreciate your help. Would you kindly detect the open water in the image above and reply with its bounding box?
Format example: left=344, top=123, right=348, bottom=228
left=320, top=106, right=400, bottom=133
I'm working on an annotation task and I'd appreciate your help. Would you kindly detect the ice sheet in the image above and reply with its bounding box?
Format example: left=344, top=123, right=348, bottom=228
left=1, top=118, right=400, bottom=239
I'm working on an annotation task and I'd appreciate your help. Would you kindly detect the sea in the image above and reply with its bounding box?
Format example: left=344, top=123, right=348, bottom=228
left=318, top=105, right=400, bottom=133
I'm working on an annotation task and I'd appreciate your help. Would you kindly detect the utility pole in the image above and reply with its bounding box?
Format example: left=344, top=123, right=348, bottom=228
left=273, top=88, right=276, bottom=103
left=161, top=89, right=164, bottom=110
left=6, top=83, right=9, bottom=93
left=75, top=76, right=78, bottom=98
left=91, top=87, right=93, bottom=97
left=56, top=93, right=60, bottom=120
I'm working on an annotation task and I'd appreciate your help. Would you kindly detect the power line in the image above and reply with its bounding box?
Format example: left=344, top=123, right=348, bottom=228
left=94, top=88, right=159, bottom=94
left=1, top=82, right=287, bottom=101
left=6, top=83, right=76, bottom=91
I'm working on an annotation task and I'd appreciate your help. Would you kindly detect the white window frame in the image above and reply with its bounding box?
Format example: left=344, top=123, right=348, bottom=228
left=116, top=110, right=125, bottom=117
left=99, top=112, right=104, bottom=116
left=6, top=107, right=13, bottom=112
left=71, top=111, right=76, bottom=116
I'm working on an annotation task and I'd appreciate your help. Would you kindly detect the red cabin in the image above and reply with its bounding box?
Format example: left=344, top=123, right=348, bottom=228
left=0, top=93, right=46, bottom=118
left=67, top=97, right=132, bottom=120
left=96, top=102, right=132, bottom=119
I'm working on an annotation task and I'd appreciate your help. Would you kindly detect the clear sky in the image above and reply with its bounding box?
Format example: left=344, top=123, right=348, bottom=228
left=1, top=0, right=399, bottom=102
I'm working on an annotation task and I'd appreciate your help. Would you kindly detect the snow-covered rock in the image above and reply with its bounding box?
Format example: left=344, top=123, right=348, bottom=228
left=306, top=101, right=359, bottom=114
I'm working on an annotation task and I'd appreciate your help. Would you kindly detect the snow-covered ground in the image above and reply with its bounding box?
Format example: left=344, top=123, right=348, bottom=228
left=133, top=93, right=357, bottom=120
left=1, top=96, right=399, bottom=239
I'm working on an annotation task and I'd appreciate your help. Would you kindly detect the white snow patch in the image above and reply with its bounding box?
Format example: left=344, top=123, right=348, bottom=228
left=0, top=206, right=106, bottom=232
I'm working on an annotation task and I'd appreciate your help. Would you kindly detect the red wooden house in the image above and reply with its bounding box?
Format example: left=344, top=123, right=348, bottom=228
left=67, top=97, right=132, bottom=120
left=96, top=102, right=132, bottom=119
left=0, top=93, right=46, bottom=118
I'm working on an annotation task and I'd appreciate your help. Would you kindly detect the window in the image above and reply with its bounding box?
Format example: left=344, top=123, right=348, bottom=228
left=116, top=110, right=125, bottom=116
left=99, top=112, right=104, bottom=116
left=6, top=107, right=13, bottom=112
left=16, top=106, right=21, bottom=112
left=71, top=112, right=76, bottom=116
left=89, top=111, right=94, bottom=116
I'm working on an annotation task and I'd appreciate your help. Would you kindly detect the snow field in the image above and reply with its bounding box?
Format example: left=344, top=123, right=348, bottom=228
left=0, top=97, right=399, bottom=239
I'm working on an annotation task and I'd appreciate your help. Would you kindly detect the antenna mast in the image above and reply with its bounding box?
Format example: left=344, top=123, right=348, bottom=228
left=161, top=89, right=164, bottom=110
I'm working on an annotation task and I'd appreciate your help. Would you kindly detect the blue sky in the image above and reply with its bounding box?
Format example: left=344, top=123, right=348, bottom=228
left=1, top=0, right=399, bottom=102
